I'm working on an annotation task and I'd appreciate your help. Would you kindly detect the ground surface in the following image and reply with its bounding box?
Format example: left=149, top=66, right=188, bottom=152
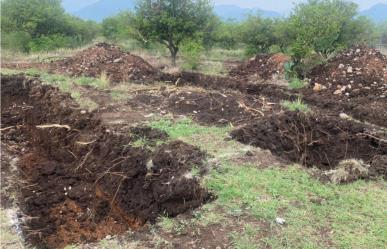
left=1, top=44, right=386, bottom=249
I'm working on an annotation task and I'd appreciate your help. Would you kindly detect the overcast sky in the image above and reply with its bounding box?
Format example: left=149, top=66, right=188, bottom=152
left=213, top=0, right=387, bottom=12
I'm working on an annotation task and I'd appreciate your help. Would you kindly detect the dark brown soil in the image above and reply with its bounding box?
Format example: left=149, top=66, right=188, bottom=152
left=231, top=111, right=387, bottom=172
left=128, top=88, right=280, bottom=126
left=1, top=75, right=210, bottom=248
left=229, top=53, right=290, bottom=82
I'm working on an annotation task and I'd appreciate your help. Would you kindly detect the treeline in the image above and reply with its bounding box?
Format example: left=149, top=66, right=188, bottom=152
left=1, top=0, right=100, bottom=52
left=2, top=0, right=387, bottom=69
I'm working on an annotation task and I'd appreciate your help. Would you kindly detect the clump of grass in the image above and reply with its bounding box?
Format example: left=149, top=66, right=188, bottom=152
left=78, top=97, right=98, bottom=112
left=75, top=73, right=109, bottom=90
left=281, top=98, right=310, bottom=112
left=157, top=216, right=175, bottom=232
left=230, top=224, right=259, bottom=249
left=288, top=78, right=307, bottom=90
left=150, top=118, right=229, bottom=140
left=110, top=90, right=127, bottom=101
left=74, top=76, right=95, bottom=86
left=96, top=71, right=110, bottom=89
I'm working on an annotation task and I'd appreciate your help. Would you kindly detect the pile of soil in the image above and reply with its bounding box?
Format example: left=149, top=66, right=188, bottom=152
left=50, top=43, right=160, bottom=82
left=309, top=46, right=387, bottom=98
left=1, top=75, right=210, bottom=248
left=230, top=111, right=387, bottom=175
left=302, top=46, right=387, bottom=127
left=229, top=53, right=290, bottom=83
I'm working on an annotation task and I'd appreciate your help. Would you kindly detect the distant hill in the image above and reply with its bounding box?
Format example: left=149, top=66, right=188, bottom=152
left=65, top=1, right=281, bottom=22
left=360, top=3, right=387, bottom=23
left=214, top=5, right=281, bottom=21
left=72, top=0, right=136, bottom=22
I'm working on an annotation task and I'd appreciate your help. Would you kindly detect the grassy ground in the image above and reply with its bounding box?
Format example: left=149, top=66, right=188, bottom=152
left=150, top=118, right=387, bottom=249
left=2, top=39, right=245, bottom=77
left=1, top=71, right=386, bottom=248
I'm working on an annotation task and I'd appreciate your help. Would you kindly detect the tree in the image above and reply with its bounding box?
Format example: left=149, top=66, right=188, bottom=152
left=289, top=0, right=373, bottom=57
left=239, top=14, right=277, bottom=55
left=102, top=12, right=134, bottom=41
left=377, top=21, right=387, bottom=44
left=132, top=0, right=213, bottom=65
left=1, top=0, right=100, bottom=52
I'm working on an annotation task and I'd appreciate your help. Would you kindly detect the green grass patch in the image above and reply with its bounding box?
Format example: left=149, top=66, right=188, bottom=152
left=281, top=98, right=310, bottom=112
left=74, top=72, right=109, bottom=90
left=206, top=163, right=387, bottom=248
left=150, top=118, right=230, bottom=140
left=288, top=78, right=307, bottom=90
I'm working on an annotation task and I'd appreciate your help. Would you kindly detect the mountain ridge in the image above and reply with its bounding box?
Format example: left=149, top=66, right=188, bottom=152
left=64, top=1, right=387, bottom=23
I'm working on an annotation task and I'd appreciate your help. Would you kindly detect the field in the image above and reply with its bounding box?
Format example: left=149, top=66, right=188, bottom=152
left=1, top=43, right=386, bottom=249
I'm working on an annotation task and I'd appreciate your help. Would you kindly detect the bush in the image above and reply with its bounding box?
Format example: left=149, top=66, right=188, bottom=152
left=181, top=40, right=204, bottom=70
left=1, top=31, right=32, bottom=52
left=28, top=35, right=71, bottom=52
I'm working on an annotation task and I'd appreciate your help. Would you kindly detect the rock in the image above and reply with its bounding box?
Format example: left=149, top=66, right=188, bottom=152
left=347, top=66, right=353, bottom=73
left=313, top=83, right=323, bottom=92
left=338, top=63, right=345, bottom=69
left=355, top=48, right=361, bottom=53
left=275, top=217, right=286, bottom=225
left=113, top=58, right=122, bottom=63
left=80, top=110, right=87, bottom=114
left=339, top=113, right=350, bottom=119
left=334, top=89, right=342, bottom=95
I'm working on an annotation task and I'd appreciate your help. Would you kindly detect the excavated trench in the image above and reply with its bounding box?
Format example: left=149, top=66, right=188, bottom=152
left=1, top=75, right=210, bottom=248
left=231, top=111, right=387, bottom=180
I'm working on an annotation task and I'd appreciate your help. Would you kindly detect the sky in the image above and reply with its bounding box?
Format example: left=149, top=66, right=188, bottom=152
left=213, top=0, right=387, bottom=12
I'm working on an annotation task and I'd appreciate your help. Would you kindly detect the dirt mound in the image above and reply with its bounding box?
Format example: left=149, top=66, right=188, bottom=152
left=303, top=46, right=387, bottom=127
left=230, top=111, right=387, bottom=173
left=309, top=46, right=387, bottom=97
left=229, top=53, right=290, bottom=83
left=50, top=43, right=159, bottom=82
left=1, top=75, right=210, bottom=248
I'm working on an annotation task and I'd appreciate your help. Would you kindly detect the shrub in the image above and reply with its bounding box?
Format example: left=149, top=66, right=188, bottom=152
left=1, top=31, right=32, bottom=52
left=181, top=40, right=204, bottom=70
left=28, top=35, right=70, bottom=52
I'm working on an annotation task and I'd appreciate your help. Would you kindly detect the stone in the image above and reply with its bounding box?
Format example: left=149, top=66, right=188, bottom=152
left=275, top=217, right=286, bottom=225
left=334, top=89, right=342, bottom=95
left=338, top=63, right=345, bottom=69
left=347, top=66, right=353, bottom=73
left=313, top=83, right=323, bottom=92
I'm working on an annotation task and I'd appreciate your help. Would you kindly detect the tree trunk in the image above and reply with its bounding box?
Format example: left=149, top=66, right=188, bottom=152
left=169, top=45, right=178, bottom=66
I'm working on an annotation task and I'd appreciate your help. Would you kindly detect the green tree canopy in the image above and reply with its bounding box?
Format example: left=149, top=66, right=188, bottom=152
left=132, top=0, right=214, bottom=65
left=289, top=0, right=374, bottom=57
left=1, top=0, right=100, bottom=52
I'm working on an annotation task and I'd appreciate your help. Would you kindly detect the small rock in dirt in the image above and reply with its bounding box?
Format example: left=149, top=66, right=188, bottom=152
left=113, top=58, right=122, bottom=63
left=338, top=63, right=345, bottom=69
left=355, top=48, right=361, bottom=53
left=313, top=83, right=323, bottom=92
left=347, top=66, right=353, bottom=73
left=333, top=89, right=342, bottom=95
left=275, top=217, right=286, bottom=225
left=80, top=110, right=87, bottom=114
left=339, top=112, right=351, bottom=119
